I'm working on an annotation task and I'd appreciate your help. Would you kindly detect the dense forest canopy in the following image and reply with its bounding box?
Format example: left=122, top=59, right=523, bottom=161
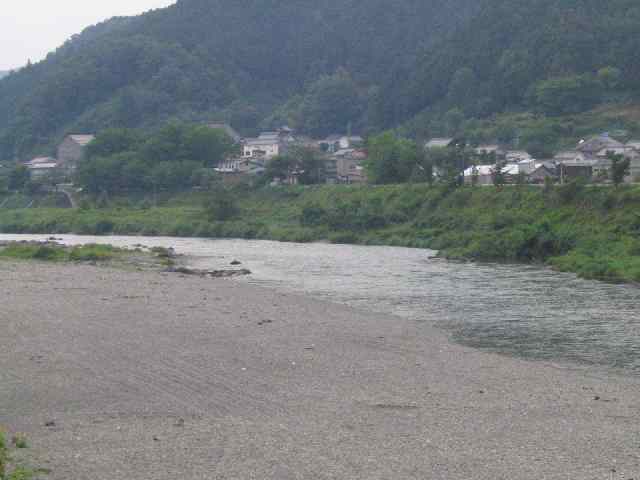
left=0, top=0, right=639, bottom=160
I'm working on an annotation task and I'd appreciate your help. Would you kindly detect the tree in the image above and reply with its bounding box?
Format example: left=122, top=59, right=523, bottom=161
left=8, top=165, right=30, bottom=191
left=491, top=162, right=506, bottom=189
left=530, top=74, right=602, bottom=116
left=447, top=67, right=477, bottom=113
left=85, top=128, right=142, bottom=159
left=470, top=165, right=479, bottom=187
left=424, top=145, right=472, bottom=187
left=298, top=70, right=364, bottom=138
left=597, top=66, right=622, bottom=90
left=184, top=126, right=236, bottom=166
left=608, top=152, right=630, bottom=187
left=264, top=147, right=326, bottom=185
left=205, top=185, right=239, bottom=222
left=364, top=132, right=418, bottom=184
left=77, top=123, right=235, bottom=195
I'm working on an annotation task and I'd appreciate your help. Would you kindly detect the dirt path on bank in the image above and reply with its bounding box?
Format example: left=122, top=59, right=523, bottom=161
left=1, top=261, right=639, bottom=479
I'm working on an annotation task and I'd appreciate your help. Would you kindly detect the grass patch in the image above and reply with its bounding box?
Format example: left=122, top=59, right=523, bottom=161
left=0, top=431, right=34, bottom=480
left=10, top=436, right=26, bottom=451
left=0, top=243, right=118, bottom=263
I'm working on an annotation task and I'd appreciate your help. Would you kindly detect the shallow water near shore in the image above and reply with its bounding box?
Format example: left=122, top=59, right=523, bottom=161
left=2, top=233, right=640, bottom=373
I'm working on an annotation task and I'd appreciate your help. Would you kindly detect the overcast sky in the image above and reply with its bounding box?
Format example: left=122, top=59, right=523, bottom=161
left=0, top=0, right=176, bottom=70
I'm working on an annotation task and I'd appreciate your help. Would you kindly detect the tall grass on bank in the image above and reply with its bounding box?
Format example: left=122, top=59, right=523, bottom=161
left=0, top=184, right=639, bottom=283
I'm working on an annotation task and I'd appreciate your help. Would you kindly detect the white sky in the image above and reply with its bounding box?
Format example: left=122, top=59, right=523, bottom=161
left=0, top=0, right=176, bottom=70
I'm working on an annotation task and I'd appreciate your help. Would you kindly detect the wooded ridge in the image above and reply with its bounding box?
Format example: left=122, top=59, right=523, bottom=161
left=1, top=0, right=638, bottom=160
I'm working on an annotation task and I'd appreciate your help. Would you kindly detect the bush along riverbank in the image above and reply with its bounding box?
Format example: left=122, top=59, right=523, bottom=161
left=0, top=183, right=639, bottom=283
left=0, top=241, right=179, bottom=271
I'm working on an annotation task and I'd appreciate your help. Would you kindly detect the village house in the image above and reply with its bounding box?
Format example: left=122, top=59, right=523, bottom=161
left=626, top=140, right=640, bottom=151
left=527, top=164, right=556, bottom=184
left=463, top=161, right=554, bottom=185
left=243, top=129, right=294, bottom=160
left=214, top=157, right=266, bottom=185
left=332, top=148, right=367, bottom=184
left=318, top=134, right=364, bottom=153
left=554, top=134, right=640, bottom=183
left=576, top=133, right=625, bottom=156
left=215, top=157, right=266, bottom=176
left=553, top=150, right=597, bottom=180
left=463, top=165, right=492, bottom=185
left=57, top=134, right=95, bottom=171
left=243, top=132, right=282, bottom=159
left=505, top=150, right=532, bottom=163
left=627, top=141, right=640, bottom=180
left=474, top=144, right=505, bottom=158
left=25, top=157, right=59, bottom=179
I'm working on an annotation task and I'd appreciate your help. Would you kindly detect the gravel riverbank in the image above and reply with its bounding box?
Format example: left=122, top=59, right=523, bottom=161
left=1, top=261, right=639, bottom=479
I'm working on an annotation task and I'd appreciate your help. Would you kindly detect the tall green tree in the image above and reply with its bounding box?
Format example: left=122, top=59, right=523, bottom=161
left=364, top=132, right=418, bottom=184
left=7, top=165, right=30, bottom=191
left=608, top=152, right=630, bottom=187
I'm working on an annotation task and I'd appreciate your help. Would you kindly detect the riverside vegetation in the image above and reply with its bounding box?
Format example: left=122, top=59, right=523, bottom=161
left=1, top=182, right=639, bottom=283
left=0, top=430, right=36, bottom=480
left=0, top=242, right=178, bottom=271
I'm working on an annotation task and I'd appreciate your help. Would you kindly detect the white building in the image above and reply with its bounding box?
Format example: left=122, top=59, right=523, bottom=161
left=319, top=135, right=364, bottom=153
left=243, top=132, right=283, bottom=159
left=424, top=138, right=454, bottom=149
left=25, top=157, right=59, bottom=179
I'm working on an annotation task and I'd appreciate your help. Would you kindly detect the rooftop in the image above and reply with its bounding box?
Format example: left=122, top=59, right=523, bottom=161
left=425, top=138, right=454, bottom=148
left=68, top=134, right=96, bottom=146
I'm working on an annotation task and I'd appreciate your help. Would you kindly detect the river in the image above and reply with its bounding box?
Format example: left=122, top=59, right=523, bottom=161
left=2, top=233, right=640, bottom=373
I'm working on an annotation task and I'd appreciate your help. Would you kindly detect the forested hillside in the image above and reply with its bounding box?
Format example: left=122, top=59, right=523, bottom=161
left=1, top=0, right=639, bottom=160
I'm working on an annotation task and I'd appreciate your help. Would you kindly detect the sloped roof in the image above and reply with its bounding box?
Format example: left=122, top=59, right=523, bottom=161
left=27, top=156, right=56, bottom=165
left=68, top=134, right=95, bottom=146
left=27, top=162, right=58, bottom=170
left=463, top=165, right=494, bottom=176
left=425, top=138, right=454, bottom=148
left=577, top=134, right=624, bottom=153
left=245, top=137, right=280, bottom=146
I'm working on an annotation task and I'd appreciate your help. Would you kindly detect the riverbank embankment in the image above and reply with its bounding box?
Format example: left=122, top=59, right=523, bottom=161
left=1, top=183, right=640, bottom=282
left=1, top=262, right=639, bottom=479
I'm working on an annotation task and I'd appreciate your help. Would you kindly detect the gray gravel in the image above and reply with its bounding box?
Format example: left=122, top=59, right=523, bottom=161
left=1, top=261, right=639, bottom=479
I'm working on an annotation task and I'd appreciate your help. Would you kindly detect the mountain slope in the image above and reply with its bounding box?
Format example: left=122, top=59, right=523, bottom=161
left=1, top=0, right=639, bottom=161
left=0, top=0, right=478, bottom=159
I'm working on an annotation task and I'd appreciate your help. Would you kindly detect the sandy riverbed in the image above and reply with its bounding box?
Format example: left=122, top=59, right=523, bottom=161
left=1, top=261, right=639, bottom=479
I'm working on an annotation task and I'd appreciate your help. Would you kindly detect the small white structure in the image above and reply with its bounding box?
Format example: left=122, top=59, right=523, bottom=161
left=463, top=165, right=494, bottom=185
left=243, top=132, right=283, bottom=159
left=215, top=157, right=266, bottom=176
left=25, top=157, right=59, bottom=179
left=474, top=144, right=505, bottom=157
left=319, top=135, right=364, bottom=153
left=425, top=138, right=454, bottom=149
left=505, top=150, right=532, bottom=163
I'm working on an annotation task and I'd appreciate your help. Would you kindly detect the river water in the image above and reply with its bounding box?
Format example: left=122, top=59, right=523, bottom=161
left=3, top=234, right=640, bottom=373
